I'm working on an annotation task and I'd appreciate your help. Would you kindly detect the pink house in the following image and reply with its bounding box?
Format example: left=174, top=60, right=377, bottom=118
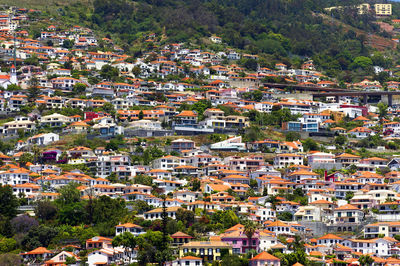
left=219, top=224, right=260, bottom=254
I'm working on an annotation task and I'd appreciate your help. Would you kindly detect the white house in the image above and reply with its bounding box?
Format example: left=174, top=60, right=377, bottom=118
left=166, top=256, right=203, bottom=266
left=333, top=204, right=364, bottom=227
left=115, top=223, right=145, bottom=236
left=44, top=251, right=81, bottom=266
left=87, top=247, right=131, bottom=266
left=152, top=155, right=186, bottom=171
left=274, top=154, right=303, bottom=168
left=40, top=113, right=71, bottom=127
left=27, top=133, right=59, bottom=146
left=143, top=206, right=181, bottom=221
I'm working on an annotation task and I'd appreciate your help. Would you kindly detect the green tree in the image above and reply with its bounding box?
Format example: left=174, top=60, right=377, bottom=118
left=176, top=208, right=195, bottom=227
left=35, top=200, right=58, bottom=221
left=56, top=183, right=86, bottom=225
left=220, top=254, right=248, bottom=266
left=132, top=66, right=141, bottom=77
left=62, top=39, right=74, bottom=49
left=352, top=56, right=373, bottom=70
left=0, top=185, right=18, bottom=237
left=211, top=210, right=239, bottom=229
left=22, top=225, right=59, bottom=250
left=302, top=138, right=319, bottom=152
left=345, top=191, right=354, bottom=201
left=112, top=232, right=136, bottom=261
left=134, top=175, right=153, bottom=186
left=57, top=201, right=87, bottom=226
left=192, top=179, right=201, bottom=191
left=0, top=185, right=18, bottom=219
left=28, top=77, right=40, bottom=101
left=335, top=135, right=347, bottom=146
left=275, top=249, right=307, bottom=266
left=131, top=200, right=151, bottom=214
left=243, top=58, right=258, bottom=71
left=6, top=84, right=22, bottom=91
left=359, top=255, right=374, bottom=266
left=101, top=102, right=115, bottom=115
left=285, top=132, right=301, bottom=141
left=244, top=125, right=264, bottom=142
left=65, top=256, right=77, bottom=265
left=100, top=64, right=119, bottom=81
left=24, top=55, right=39, bottom=66
left=0, top=254, right=21, bottom=266
left=90, top=196, right=128, bottom=235
left=277, top=211, right=293, bottom=221
left=0, top=237, right=16, bottom=253
left=19, top=153, right=34, bottom=166
left=242, top=90, right=263, bottom=102
left=56, top=182, right=81, bottom=206
left=135, top=230, right=173, bottom=265
left=377, top=102, right=388, bottom=118
left=73, top=83, right=87, bottom=94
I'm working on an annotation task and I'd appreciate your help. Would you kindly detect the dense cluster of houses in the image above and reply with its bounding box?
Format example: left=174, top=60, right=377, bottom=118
left=4, top=4, right=400, bottom=266
left=4, top=133, right=400, bottom=264
left=1, top=5, right=400, bottom=143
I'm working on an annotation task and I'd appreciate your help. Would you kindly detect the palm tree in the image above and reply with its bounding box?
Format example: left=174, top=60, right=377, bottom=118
left=244, top=220, right=256, bottom=254
left=203, top=192, right=210, bottom=214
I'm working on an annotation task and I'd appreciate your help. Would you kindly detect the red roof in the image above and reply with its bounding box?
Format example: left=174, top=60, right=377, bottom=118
left=171, top=231, right=193, bottom=239
left=318, top=233, right=343, bottom=240
left=180, top=256, right=202, bottom=260
left=250, top=251, right=280, bottom=261
left=23, top=247, right=53, bottom=255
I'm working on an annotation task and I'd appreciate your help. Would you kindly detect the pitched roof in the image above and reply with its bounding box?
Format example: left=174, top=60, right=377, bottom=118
left=115, top=223, right=142, bottom=228
left=171, top=231, right=193, bottom=238
left=335, top=204, right=359, bottom=211
left=318, top=233, right=343, bottom=240
left=250, top=251, right=280, bottom=261
left=23, top=247, right=53, bottom=255
left=180, top=256, right=202, bottom=260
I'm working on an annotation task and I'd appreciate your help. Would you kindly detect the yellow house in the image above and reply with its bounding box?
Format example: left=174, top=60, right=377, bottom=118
left=69, top=121, right=90, bottom=133
left=180, top=241, right=232, bottom=262
left=357, top=4, right=370, bottom=14
left=225, top=115, right=250, bottom=128
left=375, top=4, right=392, bottom=16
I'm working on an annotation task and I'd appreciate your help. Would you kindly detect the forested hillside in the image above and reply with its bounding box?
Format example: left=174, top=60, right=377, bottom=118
left=87, top=0, right=396, bottom=76
left=15, top=0, right=400, bottom=79
left=91, top=0, right=376, bottom=56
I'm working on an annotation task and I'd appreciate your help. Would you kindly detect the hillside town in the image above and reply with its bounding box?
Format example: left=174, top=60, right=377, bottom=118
left=4, top=3, right=400, bottom=266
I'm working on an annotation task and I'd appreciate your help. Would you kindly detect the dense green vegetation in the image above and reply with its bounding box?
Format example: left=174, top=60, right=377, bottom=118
left=87, top=0, right=390, bottom=78
left=9, top=0, right=400, bottom=81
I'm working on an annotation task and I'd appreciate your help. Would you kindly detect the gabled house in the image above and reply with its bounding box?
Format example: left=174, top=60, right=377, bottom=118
left=44, top=251, right=80, bottom=266
left=21, top=247, right=53, bottom=263
left=115, top=223, right=145, bottom=236
left=249, top=251, right=281, bottom=266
